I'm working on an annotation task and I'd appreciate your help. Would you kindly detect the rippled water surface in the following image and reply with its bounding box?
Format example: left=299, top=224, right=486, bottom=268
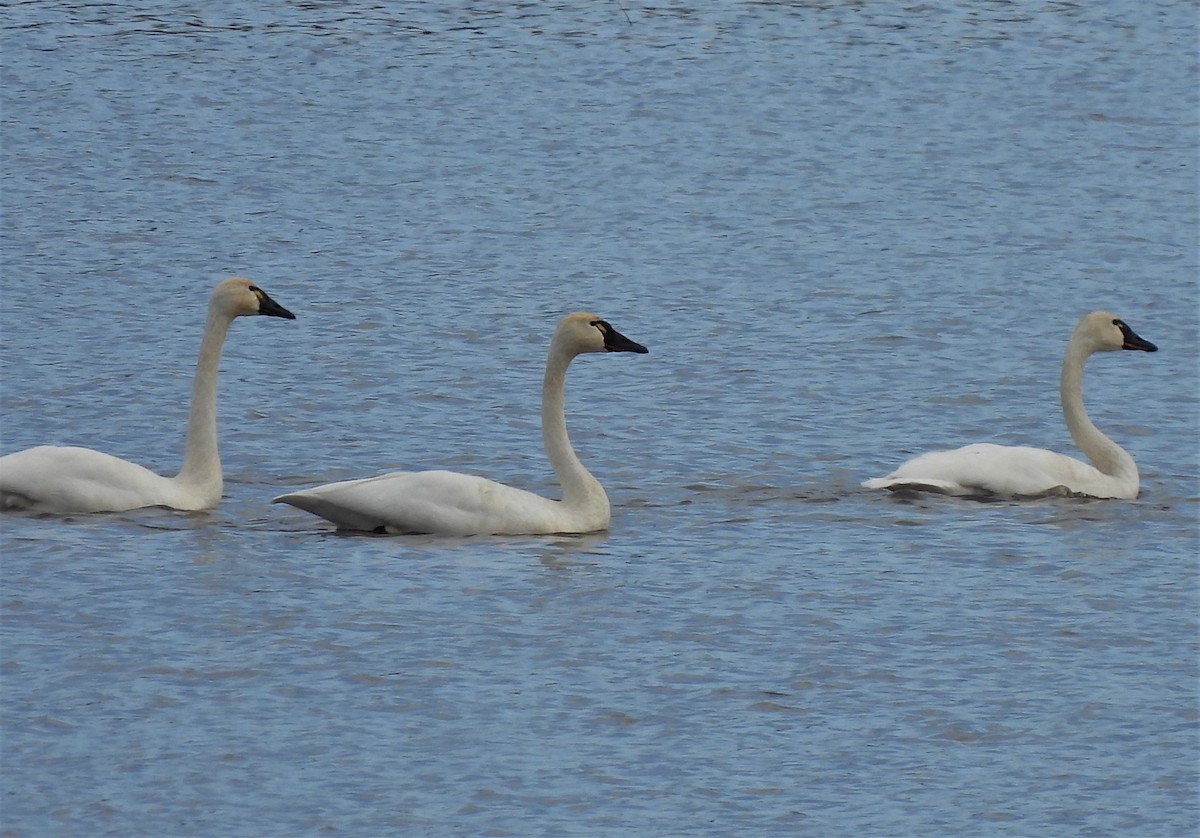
left=2, top=2, right=1198, bottom=835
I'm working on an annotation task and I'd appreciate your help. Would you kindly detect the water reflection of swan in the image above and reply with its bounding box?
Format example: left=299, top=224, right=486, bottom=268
left=0, top=278, right=296, bottom=513
left=276, top=312, right=648, bottom=535
left=863, top=312, right=1157, bottom=499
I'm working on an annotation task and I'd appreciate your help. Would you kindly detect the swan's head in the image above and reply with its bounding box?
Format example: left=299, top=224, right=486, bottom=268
left=211, top=277, right=296, bottom=320
left=554, top=312, right=649, bottom=356
left=1077, top=311, right=1156, bottom=353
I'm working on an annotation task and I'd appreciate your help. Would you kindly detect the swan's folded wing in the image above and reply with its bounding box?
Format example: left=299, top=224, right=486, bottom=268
left=0, top=445, right=183, bottom=513
left=273, top=470, right=565, bottom=535
left=863, top=443, right=1116, bottom=498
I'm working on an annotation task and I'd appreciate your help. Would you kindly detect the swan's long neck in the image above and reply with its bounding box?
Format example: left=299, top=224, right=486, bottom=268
left=542, top=344, right=607, bottom=510
left=176, top=305, right=232, bottom=494
left=1060, top=337, right=1136, bottom=483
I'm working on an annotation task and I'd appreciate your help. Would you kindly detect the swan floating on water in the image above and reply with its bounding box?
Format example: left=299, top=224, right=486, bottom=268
left=862, top=311, right=1157, bottom=499
left=0, top=277, right=296, bottom=513
left=274, top=312, right=648, bottom=535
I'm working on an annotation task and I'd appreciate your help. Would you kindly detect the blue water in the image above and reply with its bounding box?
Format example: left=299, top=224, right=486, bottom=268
left=2, top=2, right=1197, bottom=835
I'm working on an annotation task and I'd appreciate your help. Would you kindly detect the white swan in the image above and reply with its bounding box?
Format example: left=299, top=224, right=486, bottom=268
left=274, top=312, right=648, bottom=535
left=0, top=277, right=296, bottom=513
left=863, top=311, right=1157, bottom=499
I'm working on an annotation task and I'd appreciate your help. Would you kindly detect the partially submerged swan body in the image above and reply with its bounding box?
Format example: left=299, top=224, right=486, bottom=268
left=863, top=312, right=1157, bottom=499
left=0, top=277, right=295, bottom=513
left=275, top=312, right=648, bottom=535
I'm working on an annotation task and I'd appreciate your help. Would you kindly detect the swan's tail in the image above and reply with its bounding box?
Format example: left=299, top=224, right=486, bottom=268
left=274, top=490, right=386, bottom=532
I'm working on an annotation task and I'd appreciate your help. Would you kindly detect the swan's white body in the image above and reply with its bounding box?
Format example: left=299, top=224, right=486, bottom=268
left=274, top=312, right=648, bottom=535
left=863, top=311, right=1157, bottom=499
left=0, top=277, right=295, bottom=513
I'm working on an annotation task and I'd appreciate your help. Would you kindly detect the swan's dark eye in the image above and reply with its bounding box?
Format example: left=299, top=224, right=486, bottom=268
left=1112, top=318, right=1123, bottom=327
left=591, top=319, right=609, bottom=334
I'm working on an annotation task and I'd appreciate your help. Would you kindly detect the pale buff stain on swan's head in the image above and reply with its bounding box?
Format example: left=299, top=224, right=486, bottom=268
left=1073, top=310, right=1157, bottom=355
left=210, top=276, right=296, bottom=321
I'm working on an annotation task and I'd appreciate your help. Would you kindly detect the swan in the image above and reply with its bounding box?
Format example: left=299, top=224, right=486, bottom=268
left=862, top=311, right=1158, bottom=499
left=273, top=312, right=648, bottom=535
left=0, top=277, right=296, bottom=513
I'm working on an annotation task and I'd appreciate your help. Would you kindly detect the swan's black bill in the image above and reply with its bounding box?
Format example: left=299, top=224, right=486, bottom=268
left=257, top=291, right=296, bottom=320
left=602, top=324, right=648, bottom=354
left=1117, top=321, right=1156, bottom=352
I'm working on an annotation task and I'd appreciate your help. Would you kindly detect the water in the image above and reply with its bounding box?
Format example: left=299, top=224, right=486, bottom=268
left=2, top=2, right=1197, bottom=835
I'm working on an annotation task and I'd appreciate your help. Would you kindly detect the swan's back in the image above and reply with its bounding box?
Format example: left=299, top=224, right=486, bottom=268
left=274, top=469, right=608, bottom=535
left=862, top=443, right=1132, bottom=498
left=0, top=445, right=188, bottom=512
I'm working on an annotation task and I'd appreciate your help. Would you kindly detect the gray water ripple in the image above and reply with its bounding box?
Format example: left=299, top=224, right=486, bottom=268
left=3, top=1, right=1198, bottom=836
